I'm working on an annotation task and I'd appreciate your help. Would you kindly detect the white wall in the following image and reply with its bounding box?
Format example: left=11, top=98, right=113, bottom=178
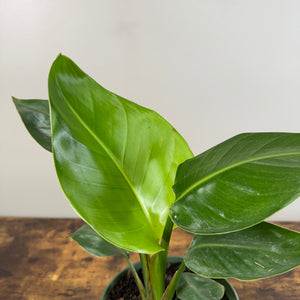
left=1, top=0, right=300, bottom=220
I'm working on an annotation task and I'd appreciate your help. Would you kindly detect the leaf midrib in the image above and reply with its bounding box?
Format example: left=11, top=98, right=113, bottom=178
left=51, top=75, right=152, bottom=227
left=178, top=283, right=203, bottom=298
left=177, top=151, right=300, bottom=201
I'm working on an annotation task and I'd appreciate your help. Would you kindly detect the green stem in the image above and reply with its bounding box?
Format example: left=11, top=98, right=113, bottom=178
left=140, top=253, right=153, bottom=299
left=150, top=216, right=174, bottom=300
left=160, top=215, right=174, bottom=272
left=122, top=250, right=147, bottom=300
left=161, top=261, right=185, bottom=300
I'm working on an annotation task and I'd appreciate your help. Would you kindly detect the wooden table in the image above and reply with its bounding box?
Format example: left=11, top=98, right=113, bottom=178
left=0, top=218, right=299, bottom=299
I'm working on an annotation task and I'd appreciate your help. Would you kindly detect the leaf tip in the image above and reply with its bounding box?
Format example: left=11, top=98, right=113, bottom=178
left=12, top=96, right=19, bottom=103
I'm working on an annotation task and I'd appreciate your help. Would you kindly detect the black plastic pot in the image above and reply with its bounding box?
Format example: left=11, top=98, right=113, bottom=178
left=101, top=256, right=239, bottom=300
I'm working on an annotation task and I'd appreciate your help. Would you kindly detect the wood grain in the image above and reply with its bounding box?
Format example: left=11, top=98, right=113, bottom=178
left=0, top=218, right=299, bottom=299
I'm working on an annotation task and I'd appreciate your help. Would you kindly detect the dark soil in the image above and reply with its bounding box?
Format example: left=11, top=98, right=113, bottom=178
left=107, top=262, right=229, bottom=300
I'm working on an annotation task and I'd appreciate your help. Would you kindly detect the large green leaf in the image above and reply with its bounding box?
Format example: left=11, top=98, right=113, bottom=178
left=48, top=55, right=192, bottom=254
left=69, top=224, right=123, bottom=257
left=184, top=222, right=300, bottom=280
left=13, top=97, right=52, bottom=151
left=176, top=273, right=225, bottom=300
left=170, top=133, right=300, bottom=234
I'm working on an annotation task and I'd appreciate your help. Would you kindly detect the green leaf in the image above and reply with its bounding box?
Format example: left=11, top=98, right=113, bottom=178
left=69, top=224, right=122, bottom=257
left=48, top=55, right=192, bottom=254
left=184, top=222, right=300, bottom=280
left=170, top=133, right=300, bottom=234
left=176, top=273, right=225, bottom=300
left=13, top=97, right=52, bottom=152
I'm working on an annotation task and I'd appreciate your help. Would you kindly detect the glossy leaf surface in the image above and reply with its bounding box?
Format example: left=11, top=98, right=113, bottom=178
left=176, top=273, right=224, bottom=300
left=13, top=97, right=52, bottom=151
left=170, top=133, right=300, bottom=234
left=70, top=224, right=122, bottom=257
left=184, top=222, right=300, bottom=280
left=48, top=55, right=192, bottom=253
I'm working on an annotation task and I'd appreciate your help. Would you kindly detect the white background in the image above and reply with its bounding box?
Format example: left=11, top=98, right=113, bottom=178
left=1, top=0, right=300, bottom=220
